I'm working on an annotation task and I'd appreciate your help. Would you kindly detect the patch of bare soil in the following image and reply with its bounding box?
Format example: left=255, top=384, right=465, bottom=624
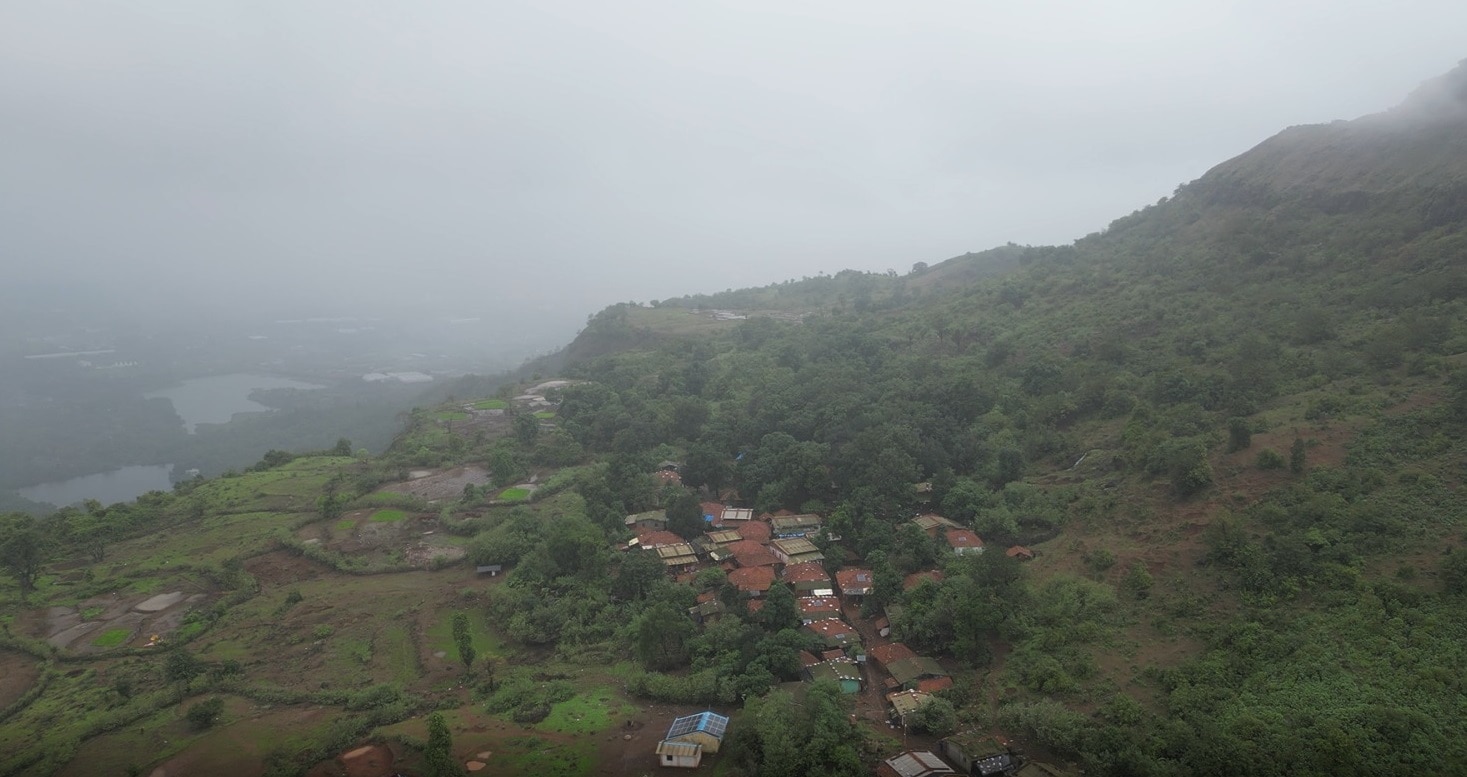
left=381, top=466, right=492, bottom=502
left=593, top=702, right=738, bottom=777
left=244, top=550, right=330, bottom=588
left=0, top=650, right=42, bottom=709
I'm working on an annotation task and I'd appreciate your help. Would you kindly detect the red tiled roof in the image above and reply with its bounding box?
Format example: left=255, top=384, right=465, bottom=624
left=727, top=540, right=778, bottom=567
left=747, top=599, right=765, bottom=614
left=782, top=561, right=831, bottom=585
left=869, top=642, right=918, bottom=667
left=917, top=676, right=954, bottom=693
left=1006, top=545, right=1035, bottom=559
left=736, top=521, right=772, bottom=543
left=835, top=568, right=874, bottom=591
left=636, top=530, right=685, bottom=548
left=729, top=566, right=776, bottom=593
left=903, top=570, right=945, bottom=591
left=945, top=529, right=984, bottom=550
left=804, top=619, right=858, bottom=641
left=799, top=650, right=822, bottom=668
left=696, top=589, right=718, bottom=604
left=797, top=596, right=842, bottom=617
left=701, top=502, right=725, bottom=521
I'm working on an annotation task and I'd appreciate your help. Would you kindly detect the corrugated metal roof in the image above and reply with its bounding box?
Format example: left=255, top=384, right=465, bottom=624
left=666, top=711, right=729, bottom=740
left=655, top=740, right=702, bottom=757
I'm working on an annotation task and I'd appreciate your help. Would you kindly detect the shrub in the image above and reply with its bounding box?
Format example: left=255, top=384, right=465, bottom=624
left=1255, top=448, right=1286, bottom=470
left=186, top=697, right=225, bottom=729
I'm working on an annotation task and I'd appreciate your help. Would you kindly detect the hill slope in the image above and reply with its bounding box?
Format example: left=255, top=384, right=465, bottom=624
left=3, top=62, right=1467, bottom=777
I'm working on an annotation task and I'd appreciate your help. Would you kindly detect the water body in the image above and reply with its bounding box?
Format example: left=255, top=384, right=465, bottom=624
left=19, top=464, right=175, bottom=508
left=146, top=373, right=324, bottom=433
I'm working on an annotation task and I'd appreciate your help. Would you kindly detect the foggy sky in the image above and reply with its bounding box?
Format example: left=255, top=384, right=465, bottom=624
left=3, top=1, right=1465, bottom=326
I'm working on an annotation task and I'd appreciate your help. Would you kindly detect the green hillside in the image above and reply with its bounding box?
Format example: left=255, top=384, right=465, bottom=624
left=4, top=62, right=1467, bottom=776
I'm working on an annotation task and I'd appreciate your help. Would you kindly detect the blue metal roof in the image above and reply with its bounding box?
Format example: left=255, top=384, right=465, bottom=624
left=666, top=711, right=729, bottom=740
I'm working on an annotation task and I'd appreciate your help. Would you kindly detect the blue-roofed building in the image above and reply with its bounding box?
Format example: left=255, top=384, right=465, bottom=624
left=657, top=711, right=730, bottom=767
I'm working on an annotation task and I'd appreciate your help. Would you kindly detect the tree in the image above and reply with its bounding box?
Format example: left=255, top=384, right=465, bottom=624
left=633, top=601, right=694, bottom=670
left=1123, top=561, right=1154, bottom=599
left=1290, top=437, right=1307, bottom=474
left=665, top=489, right=706, bottom=540
left=758, top=583, right=801, bottom=632
left=452, top=612, right=476, bottom=673
left=1442, top=550, right=1467, bottom=595
left=0, top=514, right=48, bottom=599
left=1227, top=417, right=1252, bottom=452
left=164, top=650, right=203, bottom=683
left=331, top=437, right=353, bottom=457
left=424, top=711, right=462, bottom=777
left=513, top=414, right=540, bottom=447
left=909, top=696, right=958, bottom=736
left=185, top=697, right=225, bottom=729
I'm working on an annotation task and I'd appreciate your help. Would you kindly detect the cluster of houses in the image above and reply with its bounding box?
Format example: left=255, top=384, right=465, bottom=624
left=624, top=504, right=1028, bottom=731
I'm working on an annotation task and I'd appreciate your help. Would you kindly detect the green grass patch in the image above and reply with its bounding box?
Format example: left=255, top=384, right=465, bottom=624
left=90, top=628, right=132, bottom=648
left=497, top=488, right=531, bottom=502
left=533, top=410, right=556, bottom=419
left=427, top=609, right=502, bottom=661
left=493, top=736, right=594, bottom=777
left=535, top=688, right=634, bottom=735
left=334, top=517, right=356, bottom=532
left=80, top=606, right=104, bottom=620
left=433, top=410, right=469, bottom=421
left=472, top=399, right=508, bottom=410
left=369, top=509, right=408, bottom=523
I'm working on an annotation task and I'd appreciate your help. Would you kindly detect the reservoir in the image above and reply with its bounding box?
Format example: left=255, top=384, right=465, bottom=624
left=18, top=464, right=175, bottom=508
left=146, top=373, right=324, bottom=433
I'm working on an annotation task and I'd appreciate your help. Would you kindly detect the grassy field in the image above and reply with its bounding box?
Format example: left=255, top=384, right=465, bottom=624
left=535, top=688, right=637, bottom=735
left=426, top=607, right=502, bottom=663
left=472, top=399, right=508, bottom=410
left=497, top=487, right=531, bottom=501
left=433, top=410, right=469, bottom=421
left=533, top=410, right=556, bottom=419
left=90, top=628, right=132, bottom=648
left=369, top=508, right=408, bottom=523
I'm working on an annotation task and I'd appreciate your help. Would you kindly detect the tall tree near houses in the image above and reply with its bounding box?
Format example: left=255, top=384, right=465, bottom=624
left=452, top=612, right=476, bottom=673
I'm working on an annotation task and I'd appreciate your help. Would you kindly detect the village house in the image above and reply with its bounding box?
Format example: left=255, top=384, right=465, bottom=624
left=835, top=568, right=873, bottom=598
left=796, top=596, right=843, bottom=624
left=656, top=711, right=729, bottom=768
left=625, top=510, right=667, bottom=532
left=903, top=569, right=945, bottom=591
left=735, top=520, right=772, bottom=543
left=721, top=507, right=754, bottom=522
left=650, top=543, right=699, bottom=573
left=804, top=618, right=861, bottom=650
left=632, top=530, right=685, bottom=548
left=701, top=502, right=726, bottom=524
left=939, top=732, right=1021, bottom=777
left=886, top=690, right=936, bottom=728
left=876, top=750, right=958, bottom=777
left=1006, top=545, right=1036, bottom=561
left=806, top=657, right=863, bottom=693
left=944, top=528, right=985, bottom=555
left=705, top=528, right=742, bottom=546
left=886, top=656, right=951, bottom=692
left=729, top=566, right=777, bottom=597
left=726, top=539, right=779, bottom=568
left=913, top=513, right=963, bottom=537
left=769, top=537, right=824, bottom=565
left=769, top=513, right=823, bottom=538
left=869, top=642, right=918, bottom=675
left=781, top=561, right=833, bottom=594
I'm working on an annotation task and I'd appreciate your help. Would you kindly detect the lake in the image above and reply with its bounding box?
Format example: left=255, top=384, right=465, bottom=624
left=18, top=464, right=175, bottom=508
left=146, top=373, right=324, bottom=433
